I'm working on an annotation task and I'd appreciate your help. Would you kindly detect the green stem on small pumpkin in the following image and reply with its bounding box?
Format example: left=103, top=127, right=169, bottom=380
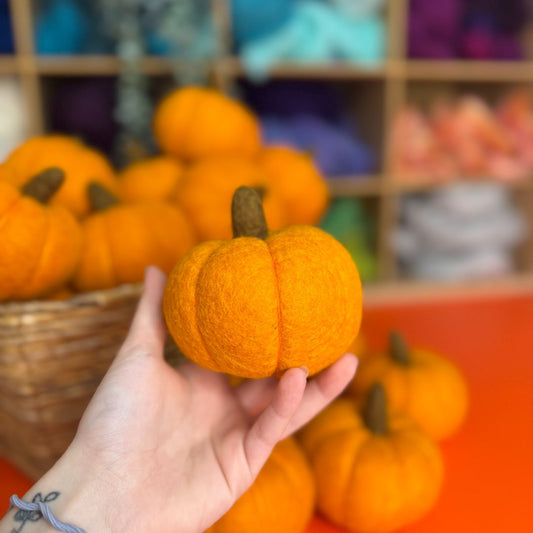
left=389, top=331, right=411, bottom=366
left=88, top=182, right=119, bottom=212
left=231, top=186, right=268, bottom=240
left=21, top=168, right=65, bottom=204
left=363, top=383, right=388, bottom=435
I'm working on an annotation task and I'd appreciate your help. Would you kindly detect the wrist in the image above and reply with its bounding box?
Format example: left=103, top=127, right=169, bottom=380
left=1, top=444, right=116, bottom=533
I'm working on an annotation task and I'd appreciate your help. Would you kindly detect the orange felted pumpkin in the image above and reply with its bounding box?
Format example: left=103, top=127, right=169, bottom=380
left=73, top=184, right=196, bottom=292
left=205, top=437, right=315, bottom=533
left=0, top=169, right=82, bottom=301
left=154, top=86, right=261, bottom=160
left=118, top=155, right=184, bottom=203
left=258, top=146, right=329, bottom=225
left=164, top=186, right=362, bottom=378
left=299, top=384, right=444, bottom=533
left=173, top=156, right=288, bottom=241
left=3, top=135, right=118, bottom=218
left=348, top=332, right=469, bottom=441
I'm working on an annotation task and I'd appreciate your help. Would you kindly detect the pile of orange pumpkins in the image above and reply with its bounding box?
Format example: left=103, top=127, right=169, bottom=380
left=211, top=332, right=468, bottom=533
left=0, top=86, right=329, bottom=302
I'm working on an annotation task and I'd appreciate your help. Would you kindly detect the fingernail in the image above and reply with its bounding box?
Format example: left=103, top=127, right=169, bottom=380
left=300, top=366, right=309, bottom=378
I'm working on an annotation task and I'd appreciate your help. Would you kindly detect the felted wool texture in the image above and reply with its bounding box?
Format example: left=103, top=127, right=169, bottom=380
left=153, top=87, right=261, bottom=160
left=3, top=136, right=118, bottom=218
left=299, top=398, right=444, bottom=533
left=173, top=157, right=287, bottom=242
left=119, top=156, right=184, bottom=203
left=258, top=146, right=329, bottom=226
left=164, top=225, right=362, bottom=378
left=73, top=203, right=195, bottom=291
left=205, top=437, right=315, bottom=533
left=0, top=182, right=82, bottom=301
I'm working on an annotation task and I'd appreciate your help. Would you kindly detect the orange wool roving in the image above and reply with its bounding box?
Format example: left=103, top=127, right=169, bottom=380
left=3, top=135, right=118, bottom=218
left=164, top=186, right=362, bottom=378
left=205, top=437, right=315, bottom=533
left=0, top=169, right=82, bottom=301
left=153, top=86, right=261, bottom=160
left=298, top=385, right=444, bottom=533
left=118, top=155, right=184, bottom=203
left=73, top=183, right=195, bottom=292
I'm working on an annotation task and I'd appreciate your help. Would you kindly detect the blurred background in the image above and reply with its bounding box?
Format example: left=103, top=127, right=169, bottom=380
left=2, top=0, right=533, bottom=292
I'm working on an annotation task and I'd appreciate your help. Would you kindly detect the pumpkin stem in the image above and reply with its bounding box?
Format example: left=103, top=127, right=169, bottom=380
left=389, top=331, right=411, bottom=366
left=232, top=186, right=268, bottom=240
left=22, top=167, right=64, bottom=204
left=88, top=182, right=119, bottom=211
left=363, top=383, right=388, bottom=435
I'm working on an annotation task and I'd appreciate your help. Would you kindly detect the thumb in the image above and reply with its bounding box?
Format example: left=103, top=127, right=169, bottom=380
left=119, top=266, right=168, bottom=359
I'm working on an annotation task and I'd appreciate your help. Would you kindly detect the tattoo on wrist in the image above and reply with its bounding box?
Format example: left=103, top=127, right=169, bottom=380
left=12, top=492, right=59, bottom=532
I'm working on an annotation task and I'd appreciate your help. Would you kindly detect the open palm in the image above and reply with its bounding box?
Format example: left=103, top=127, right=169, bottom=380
left=71, top=267, right=358, bottom=533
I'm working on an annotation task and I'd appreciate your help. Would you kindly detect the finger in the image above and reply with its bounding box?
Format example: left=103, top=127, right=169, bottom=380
left=235, top=377, right=278, bottom=417
left=120, top=266, right=168, bottom=358
left=243, top=367, right=307, bottom=476
left=282, top=353, right=358, bottom=437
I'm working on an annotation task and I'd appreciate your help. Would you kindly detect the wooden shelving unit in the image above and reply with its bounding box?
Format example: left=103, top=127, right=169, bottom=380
left=4, top=0, right=533, bottom=301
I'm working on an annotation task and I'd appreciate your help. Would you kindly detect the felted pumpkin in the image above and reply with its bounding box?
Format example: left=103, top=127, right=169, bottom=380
left=118, top=155, right=184, bottom=203
left=172, top=156, right=287, bottom=241
left=73, top=183, right=196, bottom=292
left=205, top=437, right=315, bottom=533
left=348, top=332, right=468, bottom=441
left=3, top=135, right=118, bottom=218
left=258, top=146, right=329, bottom=225
left=153, top=86, right=261, bottom=160
left=0, top=168, right=82, bottom=301
left=164, top=186, right=362, bottom=378
left=46, top=287, right=75, bottom=301
left=298, top=384, right=444, bottom=533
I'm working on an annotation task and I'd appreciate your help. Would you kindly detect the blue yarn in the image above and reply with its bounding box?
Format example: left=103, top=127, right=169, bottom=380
left=0, top=0, right=14, bottom=53
left=35, top=0, right=88, bottom=54
left=231, top=0, right=295, bottom=48
left=241, top=1, right=385, bottom=81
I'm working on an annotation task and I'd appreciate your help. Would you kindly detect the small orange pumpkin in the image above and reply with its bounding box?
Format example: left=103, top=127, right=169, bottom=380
left=348, top=332, right=469, bottom=441
left=73, top=184, right=196, bottom=292
left=118, top=155, right=184, bottom=203
left=172, top=156, right=287, bottom=241
left=299, top=384, right=444, bottom=533
left=2, top=135, right=118, bottom=218
left=205, top=437, right=315, bottom=533
left=164, top=186, right=362, bottom=378
left=258, top=146, right=329, bottom=225
left=153, top=86, right=261, bottom=160
left=0, top=169, right=82, bottom=301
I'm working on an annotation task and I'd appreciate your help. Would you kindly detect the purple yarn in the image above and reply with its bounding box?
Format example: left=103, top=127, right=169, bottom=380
left=242, top=80, right=344, bottom=121
left=408, top=0, right=463, bottom=59
left=49, top=78, right=118, bottom=155
left=261, top=114, right=375, bottom=176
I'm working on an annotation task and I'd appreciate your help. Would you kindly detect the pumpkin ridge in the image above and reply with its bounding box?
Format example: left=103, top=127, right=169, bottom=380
left=266, top=244, right=283, bottom=374
left=0, top=195, right=21, bottom=231
left=12, top=205, right=52, bottom=299
left=101, top=211, right=120, bottom=288
left=342, top=434, right=372, bottom=526
left=194, top=244, right=226, bottom=372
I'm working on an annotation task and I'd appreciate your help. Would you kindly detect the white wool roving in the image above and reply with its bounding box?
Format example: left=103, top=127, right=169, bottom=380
left=0, top=76, right=28, bottom=161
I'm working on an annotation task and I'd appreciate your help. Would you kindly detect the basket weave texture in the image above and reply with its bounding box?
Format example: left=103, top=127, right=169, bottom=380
left=0, top=284, right=147, bottom=480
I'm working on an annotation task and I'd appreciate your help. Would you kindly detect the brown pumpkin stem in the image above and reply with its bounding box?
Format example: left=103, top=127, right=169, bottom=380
left=389, top=331, right=411, bottom=366
left=232, top=186, right=268, bottom=240
left=21, top=167, right=65, bottom=204
left=88, top=182, right=119, bottom=211
left=363, top=383, right=388, bottom=435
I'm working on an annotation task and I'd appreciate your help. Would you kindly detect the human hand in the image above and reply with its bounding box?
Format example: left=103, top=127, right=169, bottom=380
left=1, top=267, right=358, bottom=533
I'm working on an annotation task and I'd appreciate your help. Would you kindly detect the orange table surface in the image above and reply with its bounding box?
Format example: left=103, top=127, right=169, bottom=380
left=2, top=292, right=533, bottom=531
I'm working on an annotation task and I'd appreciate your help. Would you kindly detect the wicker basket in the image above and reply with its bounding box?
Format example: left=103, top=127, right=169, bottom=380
left=0, top=284, right=179, bottom=480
